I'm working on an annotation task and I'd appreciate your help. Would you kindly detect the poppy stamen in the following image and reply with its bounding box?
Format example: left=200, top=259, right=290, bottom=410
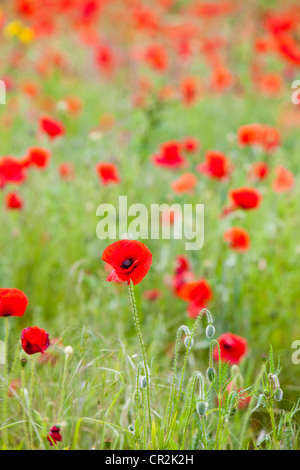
left=122, top=258, right=133, bottom=269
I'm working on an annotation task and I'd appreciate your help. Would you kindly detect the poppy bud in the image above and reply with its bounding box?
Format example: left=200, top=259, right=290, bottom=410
left=184, top=336, right=194, bottom=348
left=140, top=376, right=149, bottom=389
left=206, top=324, right=215, bottom=338
left=274, top=388, right=283, bottom=402
left=206, top=367, right=216, bottom=383
left=196, top=400, right=209, bottom=417
left=128, top=425, right=135, bottom=433
left=20, top=357, right=27, bottom=368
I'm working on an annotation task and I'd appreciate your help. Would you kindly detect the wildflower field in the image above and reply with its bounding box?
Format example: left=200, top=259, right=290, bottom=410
left=1, top=0, right=300, bottom=452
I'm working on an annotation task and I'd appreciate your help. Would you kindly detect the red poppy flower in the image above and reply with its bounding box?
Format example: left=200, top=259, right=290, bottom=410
left=230, top=187, right=262, bottom=209
left=248, top=162, right=269, bottom=181
left=197, top=150, right=232, bottom=180
left=95, top=44, right=115, bottom=74
left=174, top=255, right=191, bottom=276
left=213, top=332, right=248, bottom=365
left=182, top=137, right=200, bottom=153
left=272, top=165, right=294, bottom=193
left=47, top=426, right=62, bottom=446
left=221, top=187, right=262, bottom=217
left=25, top=147, right=51, bottom=169
left=0, top=288, right=28, bottom=318
left=58, top=162, right=76, bottom=181
left=5, top=192, right=24, bottom=210
left=152, top=141, right=186, bottom=169
left=21, top=326, right=50, bottom=355
left=170, top=172, right=197, bottom=193
left=177, top=279, right=213, bottom=318
left=180, top=76, right=199, bottom=106
left=210, top=65, right=233, bottom=92
left=144, top=44, right=168, bottom=72
left=238, top=124, right=280, bottom=153
left=39, top=116, right=65, bottom=139
left=0, top=156, right=27, bottom=187
left=102, top=239, right=152, bottom=285
left=96, top=162, right=121, bottom=185
left=223, top=227, right=250, bottom=252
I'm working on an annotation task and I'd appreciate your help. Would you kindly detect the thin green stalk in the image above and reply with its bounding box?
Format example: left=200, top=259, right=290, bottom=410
left=2, top=317, right=9, bottom=448
left=269, top=399, right=278, bottom=449
left=166, top=325, right=190, bottom=429
left=58, top=352, right=69, bottom=423
left=28, top=356, right=35, bottom=449
left=21, top=366, right=29, bottom=450
left=128, top=282, right=151, bottom=434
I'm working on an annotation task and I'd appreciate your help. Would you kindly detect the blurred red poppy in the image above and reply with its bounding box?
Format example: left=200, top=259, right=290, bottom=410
left=39, top=116, right=65, bottom=139
left=222, top=187, right=262, bottom=216
left=197, top=150, right=232, bottom=180
left=102, top=239, right=152, bottom=285
left=0, top=288, right=28, bottom=318
left=171, top=172, right=197, bottom=193
left=223, top=227, right=250, bottom=252
left=248, top=162, right=269, bottom=181
left=177, top=279, right=213, bottom=318
left=152, top=141, right=186, bottom=169
left=58, top=162, right=76, bottom=181
left=213, top=332, right=248, bottom=365
left=0, top=156, right=27, bottom=187
left=5, top=192, right=24, bottom=210
left=272, top=165, right=294, bottom=193
left=96, top=162, right=121, bottom=185
left=25, top=147, right=51, bottom=169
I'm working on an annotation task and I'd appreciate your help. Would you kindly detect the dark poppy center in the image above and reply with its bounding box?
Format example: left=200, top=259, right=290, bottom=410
left=122, top=258, right=133, bottom=269
left=223, top=342, right=232, bottom=350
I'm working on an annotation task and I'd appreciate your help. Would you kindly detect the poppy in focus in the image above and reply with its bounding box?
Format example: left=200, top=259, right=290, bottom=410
left=21, top=326, right=50, bottom=355
left=102, top=239, right=152, bottom=285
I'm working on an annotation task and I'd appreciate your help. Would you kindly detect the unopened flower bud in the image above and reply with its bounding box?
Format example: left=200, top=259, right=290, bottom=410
left=140, top=376, right=149, bottom=389
left=206, top=324, right=215, bottom=339
left=184, top=336, right=194, bottom=348
left=128, top=425, right=135, bottom=433
left=206, top=367, right=216, bottom=383
left=196, top=400, right=209, bottom=417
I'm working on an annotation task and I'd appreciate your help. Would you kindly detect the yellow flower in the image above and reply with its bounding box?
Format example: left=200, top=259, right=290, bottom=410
left=3, top=20, right=23, bottom=38
left=19, top=27, right=35, bottom=44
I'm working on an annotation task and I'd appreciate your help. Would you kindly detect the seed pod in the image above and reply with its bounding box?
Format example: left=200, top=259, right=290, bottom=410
left=206, top=324, right=215, bottom=339
left=206, top=367, right=216, bottom=383
left=196, top=400, right=209, bottom=417
left=128, top=425, right=135, bottom=433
